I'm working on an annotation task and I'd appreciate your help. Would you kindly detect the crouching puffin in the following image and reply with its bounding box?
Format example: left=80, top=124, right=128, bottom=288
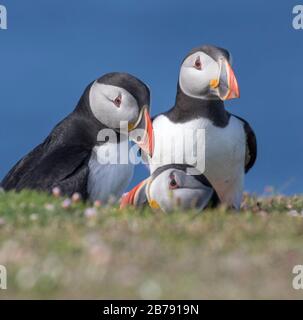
left=1, top=73, right=154, bottom=203
left=120, top=164, right=218, bottom=212
left=143, top=45, right=257, bottom=209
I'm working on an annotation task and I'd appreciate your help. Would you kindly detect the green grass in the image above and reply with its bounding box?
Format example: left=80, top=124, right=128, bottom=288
left=0, top=190, right=303, bottom=299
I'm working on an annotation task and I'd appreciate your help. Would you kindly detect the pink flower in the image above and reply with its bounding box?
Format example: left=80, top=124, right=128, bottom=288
left=62, top=198, right=72, bottom=209
left=84, top=208, right=97, bottom=218
left=72, top=193, right=81, bottom=203
left=94, top=200, right=102, bottom=208
left=52, top=187, right=61, bottom=197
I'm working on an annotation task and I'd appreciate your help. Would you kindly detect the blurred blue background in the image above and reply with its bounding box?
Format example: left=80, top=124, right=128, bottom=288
left=0, top=0, right=302, bottom=194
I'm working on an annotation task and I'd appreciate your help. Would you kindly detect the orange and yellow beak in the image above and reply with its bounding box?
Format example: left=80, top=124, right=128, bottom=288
left=224, top=61, right=240, bottom=100
left=129, top=106, right=154, bottom=157
left=210, top=59, right=240, bottom=101
left=137, top=108, right=154, bottom=157
left=120, top=179, right=149, bottom=209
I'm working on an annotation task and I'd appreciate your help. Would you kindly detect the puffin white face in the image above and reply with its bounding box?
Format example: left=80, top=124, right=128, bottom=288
left=179, top=50, right=240, bottom=100
left=179, top=51, right=220, bottom=99
left=89, top=82, right=139, bottom=130
left=147, top=168, right=213, bottom=212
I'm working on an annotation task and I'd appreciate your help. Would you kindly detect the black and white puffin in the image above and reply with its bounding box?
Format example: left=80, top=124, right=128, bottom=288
left=120, top=164, right=216, bottom=212
left=1, top=73, right=154, bottom=203
left=140, top=45, right=257, bottom=209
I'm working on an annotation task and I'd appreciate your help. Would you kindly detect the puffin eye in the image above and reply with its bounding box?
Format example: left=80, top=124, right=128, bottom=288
left=169, top=174, right=179, bottom=190
left=113, top=94, right=122, bottom=107
left=194, top=56, right=202, bottom=70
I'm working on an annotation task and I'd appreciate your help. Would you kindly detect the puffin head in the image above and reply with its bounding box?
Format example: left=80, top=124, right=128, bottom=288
left=179, top=45, right=240, bottom=101
left=121, top=165, right=214, bottom=212
left=88, top=72, right=154, bottom=156
left=147, top=165, right=214, bottom=212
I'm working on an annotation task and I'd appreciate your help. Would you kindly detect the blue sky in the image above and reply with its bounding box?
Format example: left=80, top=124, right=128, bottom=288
left=0, top=0, right=302, bottom=194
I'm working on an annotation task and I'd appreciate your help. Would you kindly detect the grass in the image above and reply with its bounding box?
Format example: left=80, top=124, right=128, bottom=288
left=0, top=190, right=303, bottom=299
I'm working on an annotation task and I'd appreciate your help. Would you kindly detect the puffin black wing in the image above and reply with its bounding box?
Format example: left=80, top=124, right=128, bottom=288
left=232, top=114, right=257, bottom=173
left=1, top=143, right=45, bottom=191
left=1, top=143, right=91, bottom=198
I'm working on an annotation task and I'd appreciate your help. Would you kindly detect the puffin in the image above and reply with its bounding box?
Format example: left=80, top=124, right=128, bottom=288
left=120, top=164, right=217, bottom=212
left=129, top=45, right=257, bottom=209
left=1, top=72, right=154, bottom=203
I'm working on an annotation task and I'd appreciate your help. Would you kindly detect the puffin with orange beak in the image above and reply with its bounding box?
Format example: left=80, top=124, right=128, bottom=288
left=1, top=72, right=154, bottom=203
left=128, top=45, right=256, bottom=210
left=120, top=164, right=218, bottom=212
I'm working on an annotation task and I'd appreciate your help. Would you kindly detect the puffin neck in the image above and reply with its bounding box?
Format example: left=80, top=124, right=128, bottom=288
left=74, top=92, right=105, bottom=126
left=168, top=84, right=230, bottom=127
